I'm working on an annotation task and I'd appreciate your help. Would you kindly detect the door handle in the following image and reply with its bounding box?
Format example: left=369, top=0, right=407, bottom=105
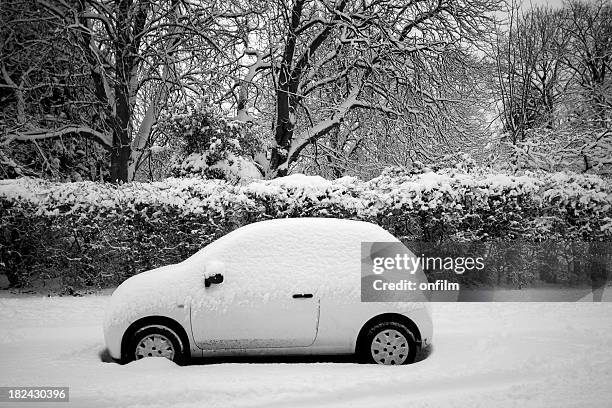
left=292, top=293, right=313, bottom=299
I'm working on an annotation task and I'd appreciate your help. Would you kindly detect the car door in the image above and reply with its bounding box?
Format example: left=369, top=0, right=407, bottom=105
left=190, top=223, right=320, bottom=350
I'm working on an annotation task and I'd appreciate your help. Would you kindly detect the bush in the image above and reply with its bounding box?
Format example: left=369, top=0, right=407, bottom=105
left=0, top=169, right=610, bottom=290
left=155, top=102, right=263, bottom=181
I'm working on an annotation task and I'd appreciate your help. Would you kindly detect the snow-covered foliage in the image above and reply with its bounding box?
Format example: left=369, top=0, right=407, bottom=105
left=492, top=129, right=612, bottom=174
left=0, top=136, right=109, bottom=181
left=178, top=153, right=261, bottom=183
left=1, top=168, right=610, bottom=288
left=1, top=169, right=611, bottom=235
left=156, top=102, right=263, bottom=182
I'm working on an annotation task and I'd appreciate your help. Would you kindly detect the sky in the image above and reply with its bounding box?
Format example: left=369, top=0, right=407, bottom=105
left=528, top=0, right=565, bottom=7
left=495, top=0, right=567, bottom=22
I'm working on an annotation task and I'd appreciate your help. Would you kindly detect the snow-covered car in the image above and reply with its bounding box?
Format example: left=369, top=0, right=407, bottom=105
left=103, top=218, right=433, bottom=366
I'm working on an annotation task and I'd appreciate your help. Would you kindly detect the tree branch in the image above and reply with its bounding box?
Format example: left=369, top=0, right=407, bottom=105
left=5, top=126, right=112, bottom=148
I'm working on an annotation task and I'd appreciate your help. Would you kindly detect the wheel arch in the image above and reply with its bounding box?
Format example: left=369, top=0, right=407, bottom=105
left=120, top=316, right=191, bottom=363
left=355, top=313, right=422, bottom=354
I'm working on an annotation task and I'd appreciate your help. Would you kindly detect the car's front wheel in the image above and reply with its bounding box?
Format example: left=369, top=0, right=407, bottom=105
left=363, top=321, right=417, bottom=365
left=129, top=325, right=185, bottom=364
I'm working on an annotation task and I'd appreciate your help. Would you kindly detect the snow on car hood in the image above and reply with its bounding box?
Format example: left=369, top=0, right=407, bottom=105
left=103, top=260, right=201, bottom=330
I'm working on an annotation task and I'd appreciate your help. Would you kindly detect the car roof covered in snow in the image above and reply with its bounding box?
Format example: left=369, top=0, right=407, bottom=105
left=197, top=217, right=399, bottom=264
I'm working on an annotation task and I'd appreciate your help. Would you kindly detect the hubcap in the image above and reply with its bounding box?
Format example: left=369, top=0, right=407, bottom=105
left=370, top=329, right=409, bottom=365
left=135, top=334, right=175, bottom=361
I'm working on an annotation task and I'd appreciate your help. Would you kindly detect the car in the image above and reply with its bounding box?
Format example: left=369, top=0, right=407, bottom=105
left=103, top=218, right=433, bottom=366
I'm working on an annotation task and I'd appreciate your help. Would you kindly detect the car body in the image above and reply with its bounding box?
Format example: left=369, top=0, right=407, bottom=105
left=104, top=218, right=433, bottom=365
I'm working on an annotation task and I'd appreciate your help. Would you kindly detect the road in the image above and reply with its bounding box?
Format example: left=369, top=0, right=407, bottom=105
left=1, top=292, right=611, bottom=407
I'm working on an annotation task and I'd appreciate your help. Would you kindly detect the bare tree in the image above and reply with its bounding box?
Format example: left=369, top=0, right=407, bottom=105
left=233, top=0, right=502, bottom=177
left=1, top=0, right=252, bottom=181
left=563, top=0, right=612, bottom=128
left=491, top=0, right=612, bottom=173
left=493, top=3, right=570, bottom=144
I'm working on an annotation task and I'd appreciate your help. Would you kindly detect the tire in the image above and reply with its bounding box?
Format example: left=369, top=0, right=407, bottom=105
left=127, top=325, right=186, bottom=364
left=360, top=321, right=417, bottom=365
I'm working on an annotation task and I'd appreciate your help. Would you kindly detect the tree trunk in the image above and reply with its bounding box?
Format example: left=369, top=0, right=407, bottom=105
left=110, top=0, right=138, bottom=183
left=110, top=129, right=131, bottom=182
left=588, top=241, right=610, bottom=302
left=110, top=144, right=130, bottom=182
left=269, top=145, right=290, bottom=177
left=270, top=77, right=296, bottom=177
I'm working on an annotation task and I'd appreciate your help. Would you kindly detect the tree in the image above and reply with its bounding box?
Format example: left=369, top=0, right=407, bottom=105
left=232, top=0, right=502, bottom=177
left=156, top=101, right=262, bottom=181
left=493, top=4, right=570, bottom=144
left=564, top=0, right=612, bottom=129
left=0, top=0, right=109, bottom=179
left=1, top=0, right=252, bottom=182
left=491, top=1, right=612, bottom=173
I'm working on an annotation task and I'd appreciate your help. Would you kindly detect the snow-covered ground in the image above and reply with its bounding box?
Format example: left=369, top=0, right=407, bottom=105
left=1, top=293, right=611, bottom=408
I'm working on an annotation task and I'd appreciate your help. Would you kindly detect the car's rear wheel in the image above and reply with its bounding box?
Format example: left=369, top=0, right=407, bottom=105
left=362, top=321, right=417, bottom=365
left=129, top=325, right=185, bottom=364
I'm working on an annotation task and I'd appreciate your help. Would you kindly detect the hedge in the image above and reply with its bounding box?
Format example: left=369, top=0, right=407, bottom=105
left=1, top=168, right=611, bottom=290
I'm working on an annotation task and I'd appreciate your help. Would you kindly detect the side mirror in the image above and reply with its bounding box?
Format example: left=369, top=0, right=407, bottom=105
left=205, top=273, right=224, bottom=287
left=203, top=260, right=225, bottom=288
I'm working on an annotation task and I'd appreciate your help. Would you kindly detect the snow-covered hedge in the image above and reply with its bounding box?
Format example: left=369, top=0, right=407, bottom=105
left=1, top=169, right=611, bottom=289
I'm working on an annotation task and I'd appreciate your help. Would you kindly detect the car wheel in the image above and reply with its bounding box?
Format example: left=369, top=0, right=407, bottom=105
left=363, top=321, right=417, bottom=365
left=129, top=325, right=185, bottom=364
